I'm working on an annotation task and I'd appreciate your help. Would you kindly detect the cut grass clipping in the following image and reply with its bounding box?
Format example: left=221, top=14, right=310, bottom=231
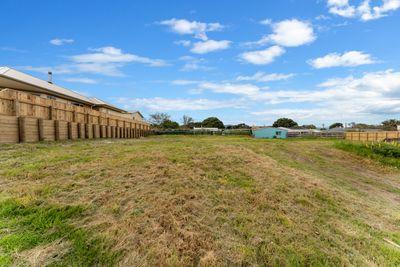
left=0, top=199, right=120, bottom=266
left=335, top=141, right=400, bottom=168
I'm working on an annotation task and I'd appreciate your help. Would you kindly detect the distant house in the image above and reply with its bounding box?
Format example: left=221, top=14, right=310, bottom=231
left=193, top=127, right=221, bottom=132
left=252, top=127, right=288, bottom=139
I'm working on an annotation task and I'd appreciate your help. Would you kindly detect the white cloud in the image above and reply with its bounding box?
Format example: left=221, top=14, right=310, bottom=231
left=117, top=97, right=243, bottom=111
left=190, top=40, right=231, bottom=54
left=179, top=56, right=211, bottom=71
left=22, top=46, right=169, bottom=77
left=179, top=70, right=400, bottom=122
left=50, top=38, right=74, bottom=46
left=174, top=40, right=191, bottom=47
left=267, top=19, right=316, bottom=47
left=71, top=46, right=168, bottom=67
left=159, top=18, right=223, bottom=40
left=240, top=46, right=285, bottom=65
left=308, top=51, right=376, bottom=68
left=251, top=70, right=400, bottom=121
left=237, top=72, right=294, bottom=82
left=327, top=0, right=357, bottom=17
left=171, top=79, right=200, bottom=85
left=246, top=19, right=316, bottom=48
left=198, top=82, right=262, bottom=96
left=62, top=77, right=97, bottom=84
left=327, top=0, right=400, bottom=21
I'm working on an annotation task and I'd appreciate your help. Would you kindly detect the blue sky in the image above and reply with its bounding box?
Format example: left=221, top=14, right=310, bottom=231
left=1, top=0, right=400, bottom=126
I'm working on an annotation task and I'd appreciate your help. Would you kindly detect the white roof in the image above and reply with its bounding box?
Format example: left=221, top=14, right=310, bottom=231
left=0, top=67, right=127, bottom=112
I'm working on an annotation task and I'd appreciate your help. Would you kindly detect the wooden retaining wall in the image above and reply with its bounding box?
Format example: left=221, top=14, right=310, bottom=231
left=345, top=131, right=400, bottom=142
left=0, top=88, right=150, bottom=144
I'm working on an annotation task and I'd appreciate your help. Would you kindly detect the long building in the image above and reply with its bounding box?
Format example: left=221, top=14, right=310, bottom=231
left=0, top=66, right=144, bottom=121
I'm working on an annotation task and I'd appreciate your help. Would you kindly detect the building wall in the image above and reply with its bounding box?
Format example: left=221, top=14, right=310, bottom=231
left=97, top=107, right=132, bottom=119
left=253, top=128, right=288, bottom=139
left=132, top=112, right=144, bottom=121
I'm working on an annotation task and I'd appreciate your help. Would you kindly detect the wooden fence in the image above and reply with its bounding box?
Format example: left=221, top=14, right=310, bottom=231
left=287, top=132, right=344, bottom=139
left=0, top=88, right=150, bottom=143
left=345, top=131, right=400, bottom=142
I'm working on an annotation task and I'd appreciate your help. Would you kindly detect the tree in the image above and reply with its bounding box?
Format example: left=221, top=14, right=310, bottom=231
left=272, top=118, right=298, bottom=128
left=182, top=115, right=194, bottom=127
left=329, top=122, right=343, bottom=129
left=300, top=124, right=317, bottom=129
left=188, top=121, right=202, bottom=128
left=149, top=112, right=170, bottom=126
left=202, top=117, right=224, bottom=129
left=160, top=119, right=179, bottom=129
left=382, top=119, right=400, bottom=131
left=226, top=123, right=251, bottom=129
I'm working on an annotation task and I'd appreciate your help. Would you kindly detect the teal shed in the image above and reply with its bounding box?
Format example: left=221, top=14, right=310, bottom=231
left=252, top=127, right=288, bottom=139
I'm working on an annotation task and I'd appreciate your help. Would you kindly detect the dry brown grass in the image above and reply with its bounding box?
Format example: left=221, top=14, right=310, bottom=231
left=1, top=136, right=400, bottom=266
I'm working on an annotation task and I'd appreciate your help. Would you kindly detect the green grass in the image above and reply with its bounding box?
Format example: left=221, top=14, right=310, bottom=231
left=0, top=198, right=120, bottom=266
left=335, top=141, right=400, bottom=168
left=0, top=136, right=400, bottom=265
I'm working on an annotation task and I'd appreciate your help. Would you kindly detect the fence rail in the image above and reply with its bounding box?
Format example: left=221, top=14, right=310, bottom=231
left=0, top=88, right=150, bottom=143
left=345, top=131, right=400, bottom=142
left=287, top=132, right=344, bottom=139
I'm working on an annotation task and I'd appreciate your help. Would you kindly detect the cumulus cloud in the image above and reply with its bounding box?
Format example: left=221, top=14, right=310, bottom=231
left=190, top=40, right=231, bottom=54
left=308, top=51, right=376, bottom=68
left=237, top=72, right=294, bottom=82
left=50, top=38, right=74, bottom=46
left=117, top=97, right=244, bottom=111
left=327, top=0, right=400, bottom=21
left=245, top=19, right=316, bottom=48
left=267, top=19, right=316, bottom=47
left=240, top=46, right=285, bottom=65
left=159, top=18, right=223, bottom=40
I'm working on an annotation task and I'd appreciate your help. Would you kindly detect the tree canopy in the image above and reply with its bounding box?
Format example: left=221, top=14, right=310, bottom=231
left=149, top=112, right=170, bottom=126
left=381, top=119, right=400, bottom=131
left=160, top=119, right=180, bottom=129
left=329, top=122, right=344, bottom=129
left=202, top=117, right=224, bottom=129
left=272, top=118, right=298, bottom=128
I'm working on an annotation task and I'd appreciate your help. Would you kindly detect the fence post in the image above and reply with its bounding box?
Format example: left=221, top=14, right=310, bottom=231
left=18, top=116, right=26, bottom=143
left=55, top=120, right=60, bottom=141
left=38, top=118, right=44, bottom=141
left=68, top=122, right=73, bottom=140
left=85, top=124, right=89, bottom=139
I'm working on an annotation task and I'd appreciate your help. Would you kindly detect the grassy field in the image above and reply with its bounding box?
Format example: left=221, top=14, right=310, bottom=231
left=1, top=136, right=400, bottom=266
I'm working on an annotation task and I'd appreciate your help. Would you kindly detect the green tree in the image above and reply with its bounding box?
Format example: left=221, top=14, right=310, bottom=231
left=202, top=117, right=224, bottom=129
left=226, top=123, right=251, bottom=129
left=182, top=115, right=194, bottom=128
left=160, top=119, right=180, bottom=129
left=272, top=118, right=298, bottom=128
left=382, top=119, right=400, bottom=131
left=329, top=122, right=343, bottom=129
left=149, top=113, right=170, bottom=126
left=301, top=124, right=317, bottom=129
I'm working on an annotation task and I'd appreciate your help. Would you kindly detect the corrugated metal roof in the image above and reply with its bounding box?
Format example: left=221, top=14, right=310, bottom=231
left=0, top=67, right=128, bottom=113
